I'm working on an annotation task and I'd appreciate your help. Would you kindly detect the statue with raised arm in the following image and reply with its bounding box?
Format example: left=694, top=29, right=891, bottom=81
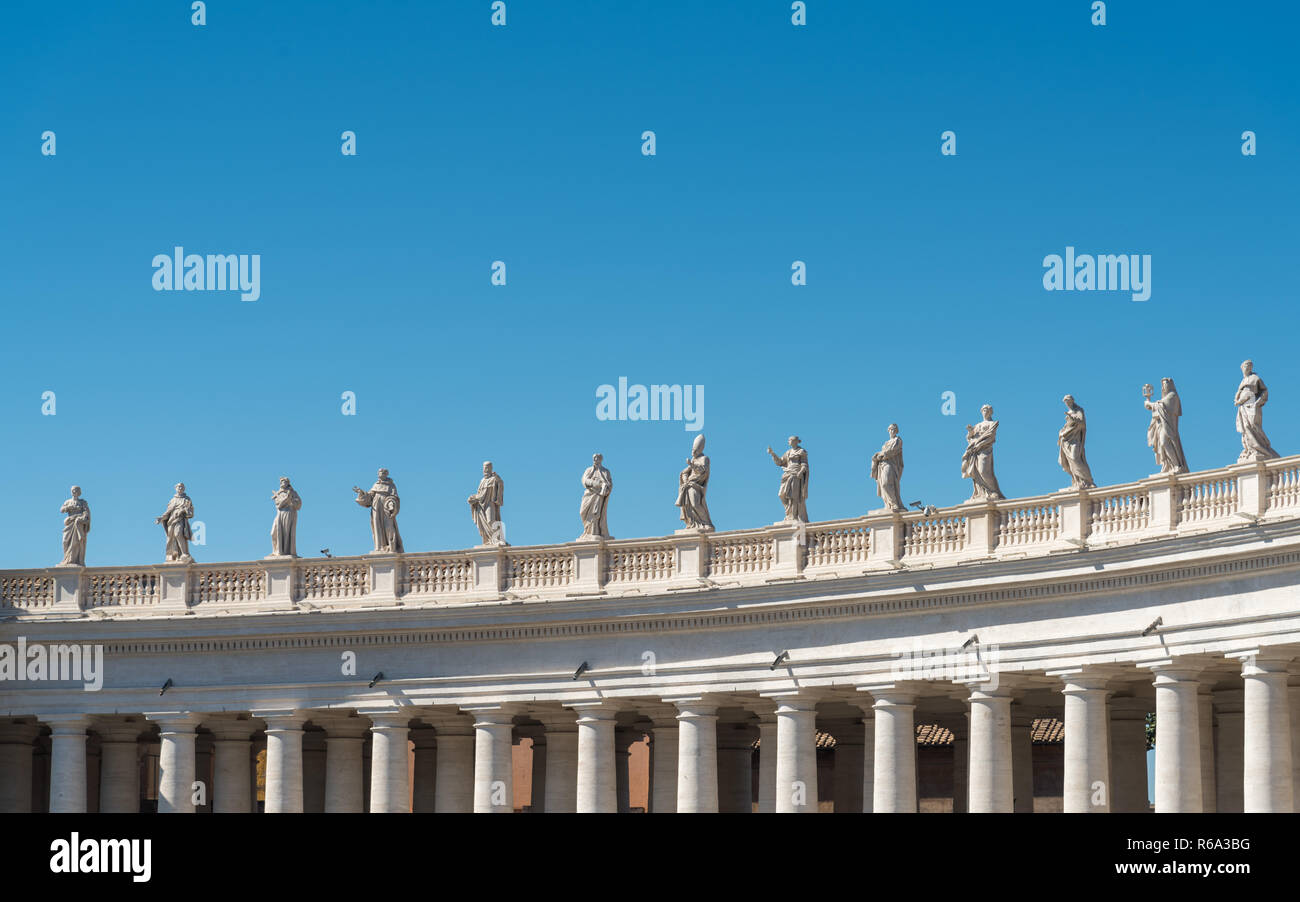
left=961, top=405, right=1005, bottom=501
left=675, top=434, right=714, bottom=530
left=353, top=468, right=403, bottom=554
left=1235, top=359, right=1279, bottom=462
left=871, top=424, right=906, bottom=512
left=766, top=436, right=810, bottom=522
left=156, top=482, right=195, bottom=562
left=579, top=453, right=613, bottom=539
left=58, top=486, right=90, bottom=566
left=1143, top=379, right=1188, bottom=475
left=269, top=476, right=302, bottom=557
left=468, top=461, right=506, bottom=544
left=1058, top=395, right=1096, bottom=489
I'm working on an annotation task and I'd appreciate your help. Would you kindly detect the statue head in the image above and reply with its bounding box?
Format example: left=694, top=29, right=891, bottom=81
left=981, top=404, right=993, bottom=420
left=483, top=461, right=493, bottom=475
left=377, top=468, right=389, bottom=480
left=174, top=483, right=185, bottom=495
left=279, top=476, right=290, bottom=489
left=1062, top=394, right=1075, bottom=408
left=788, top=435, right=800, bottom=448
left=1162, top=378, right=1175, bottom=395
left=70, top=485, right=81, bottom=498
left=592, top=453, right=603, bottom=467
left=1242, top=359, right=1254, bottom=376
left=692, top=434, right=706, bottom=456
left=888, top=423, right=899, bottom=437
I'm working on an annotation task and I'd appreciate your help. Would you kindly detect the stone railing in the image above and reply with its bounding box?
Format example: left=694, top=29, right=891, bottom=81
left=2, top=456, right=1296, bottom=618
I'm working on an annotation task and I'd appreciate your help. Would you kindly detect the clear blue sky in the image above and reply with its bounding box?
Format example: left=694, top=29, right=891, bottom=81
left=1, top=1, right=1295, bottom=568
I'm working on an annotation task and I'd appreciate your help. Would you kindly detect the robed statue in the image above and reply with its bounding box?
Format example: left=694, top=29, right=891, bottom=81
left=156, top=483, right=196, bottom=562
left=676, top=434, right=714, bottom=530
left=1143, top=379, right=1188, bottom=475
left=1058, top=395, right=1096, bottom=489
left=962, top=405, right=1005, bottom=501
left=1235, top=360, right=1279, bottom=462
left=767, top=436, right=810, bottom=522
left=353, top=468, right=403, bottom=554
left=871, top=424, right=905, bottom=512
left=579, top=453, right=613, bottom=539
left=269, top=476, right=302, bottom=557
left=468, top=461, right=506, bottom=544
left=58, top=486, right=91, bottom=566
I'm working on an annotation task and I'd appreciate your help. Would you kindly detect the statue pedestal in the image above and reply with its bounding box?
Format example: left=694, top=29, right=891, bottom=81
left=264, top=558, right=297, bottom=608
left=156, top=562, right=192, bottom=613
left=365, top=554, right=403, bottom=602
left=49, top=566, right=85, bottom=614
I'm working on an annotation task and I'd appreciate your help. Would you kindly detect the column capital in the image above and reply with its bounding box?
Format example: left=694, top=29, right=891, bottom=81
left=1233, top=650, right=1297, bottom=676
left=142, top=712, right=201, bottom=732
left=670, top=699, right=720, bottom=719
left=93, top=716, right=147, bottom=744
left=860, top=684, right=918, bottom=706
left=759, top=691, right=821, bottom=713
left=1108, top=696, right=1152, bottom=719
left=36, top=714, right=89, bottom=734
left=465, top=707, right=520, bottom=728
left=356, top=710, right=413, bottom=731
left=1141, top=659, right=1206, bottom=681
left=310, top=714, right=370, bottom=739
left=425, top=712, right=476, bottom=736
left=252, top=710, right=309, bottom=731
left=1048, top=665, right=1123, bottom=691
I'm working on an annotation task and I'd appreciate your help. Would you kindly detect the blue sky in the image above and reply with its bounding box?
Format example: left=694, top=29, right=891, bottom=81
left=1, top=0, right=1296, bottom=570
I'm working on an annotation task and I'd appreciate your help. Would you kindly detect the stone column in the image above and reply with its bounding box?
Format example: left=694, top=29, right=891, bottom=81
left=1290, top=678, right=1300, bottom=814
left=538, top=711, right=579, bottom=814
left=430, top=714, right=475, bottom=813
left=716, top=720, right=757, bottom=813
left=1060, top=672, right=1111, bottom=813
left=1010, top=706, right=1035, bottom=813
left=1240, top=653, right=1294, bottom=812
left=95, top=719, right=143, bottom=814
left=870, top=689, right=916, bottom=813
left=753, top=706, right=778, bottom=814
left=301, top=730, right=326, bottom=813
left=1150, top=666, right=1203, bottom=813
left=773, top=695, right=819, bottom=813
left=1198, top=687, right=1217, bottom=813
left=39, top=716, right=89, bottom=814
left=366, top=712, right=411, bottom=813
left=1213, top=688, right=1244, bottom=813
left=0, top=721, right=41, bottom=813
left=1109, top=697, right=1150, bottom=813
left=145, top=714, right=200, bottom=814
left=319, top=716, right=367, bottom=814
left=85, top=735, right=102, bottom=814
left=208, top=719, right=256, bottom=814
left=967, top=685, right=1013, bottom=813
left=411, top=726, right=438, bottom=813
left=859, top=708, right=875, bottom=813
left=675, top=700, right=719, bottom=813
left=615, top=725, right=636, bottom=813
left=574, top=704, right=618, bottom=813
left=527, top=734, right=547, bottom=812
left=945, top=712, right=969, bottom=814
left=646, top=707, right=679, bottom=814
left=471, top=709, right=516, bottom=813
left=260, top=711, right=307, bottom=814
left=828, top=717, right=865, bottom=813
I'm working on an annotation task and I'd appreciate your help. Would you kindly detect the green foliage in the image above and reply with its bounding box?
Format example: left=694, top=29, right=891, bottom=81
left=1145, top=712, right=1155, bottom=750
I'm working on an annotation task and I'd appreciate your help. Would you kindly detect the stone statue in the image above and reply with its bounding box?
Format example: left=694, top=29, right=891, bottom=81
left=871, top=424, right=905, bottom=512
left=353, top=469, right=403, bottom=554
left=1143, top=379, right=1188, bottom=475
left=767, top=436, right=810, bottom=522
left=961, top=405, right=1005, bottom=501
left=1058, top=395, right=1096, bottom=489
left=468, top=461, right=506, bottom=545
left=675, top=434, right=714, bottom=530
left=1235, top=359, right=1279, bottom=462
left=156, top=483, right=195, bottom=562
left=579, top=453, right=613, bottom=539
left=269, top=476, right=302, bottom=557
left=58, top=486, right=90, bottom=566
